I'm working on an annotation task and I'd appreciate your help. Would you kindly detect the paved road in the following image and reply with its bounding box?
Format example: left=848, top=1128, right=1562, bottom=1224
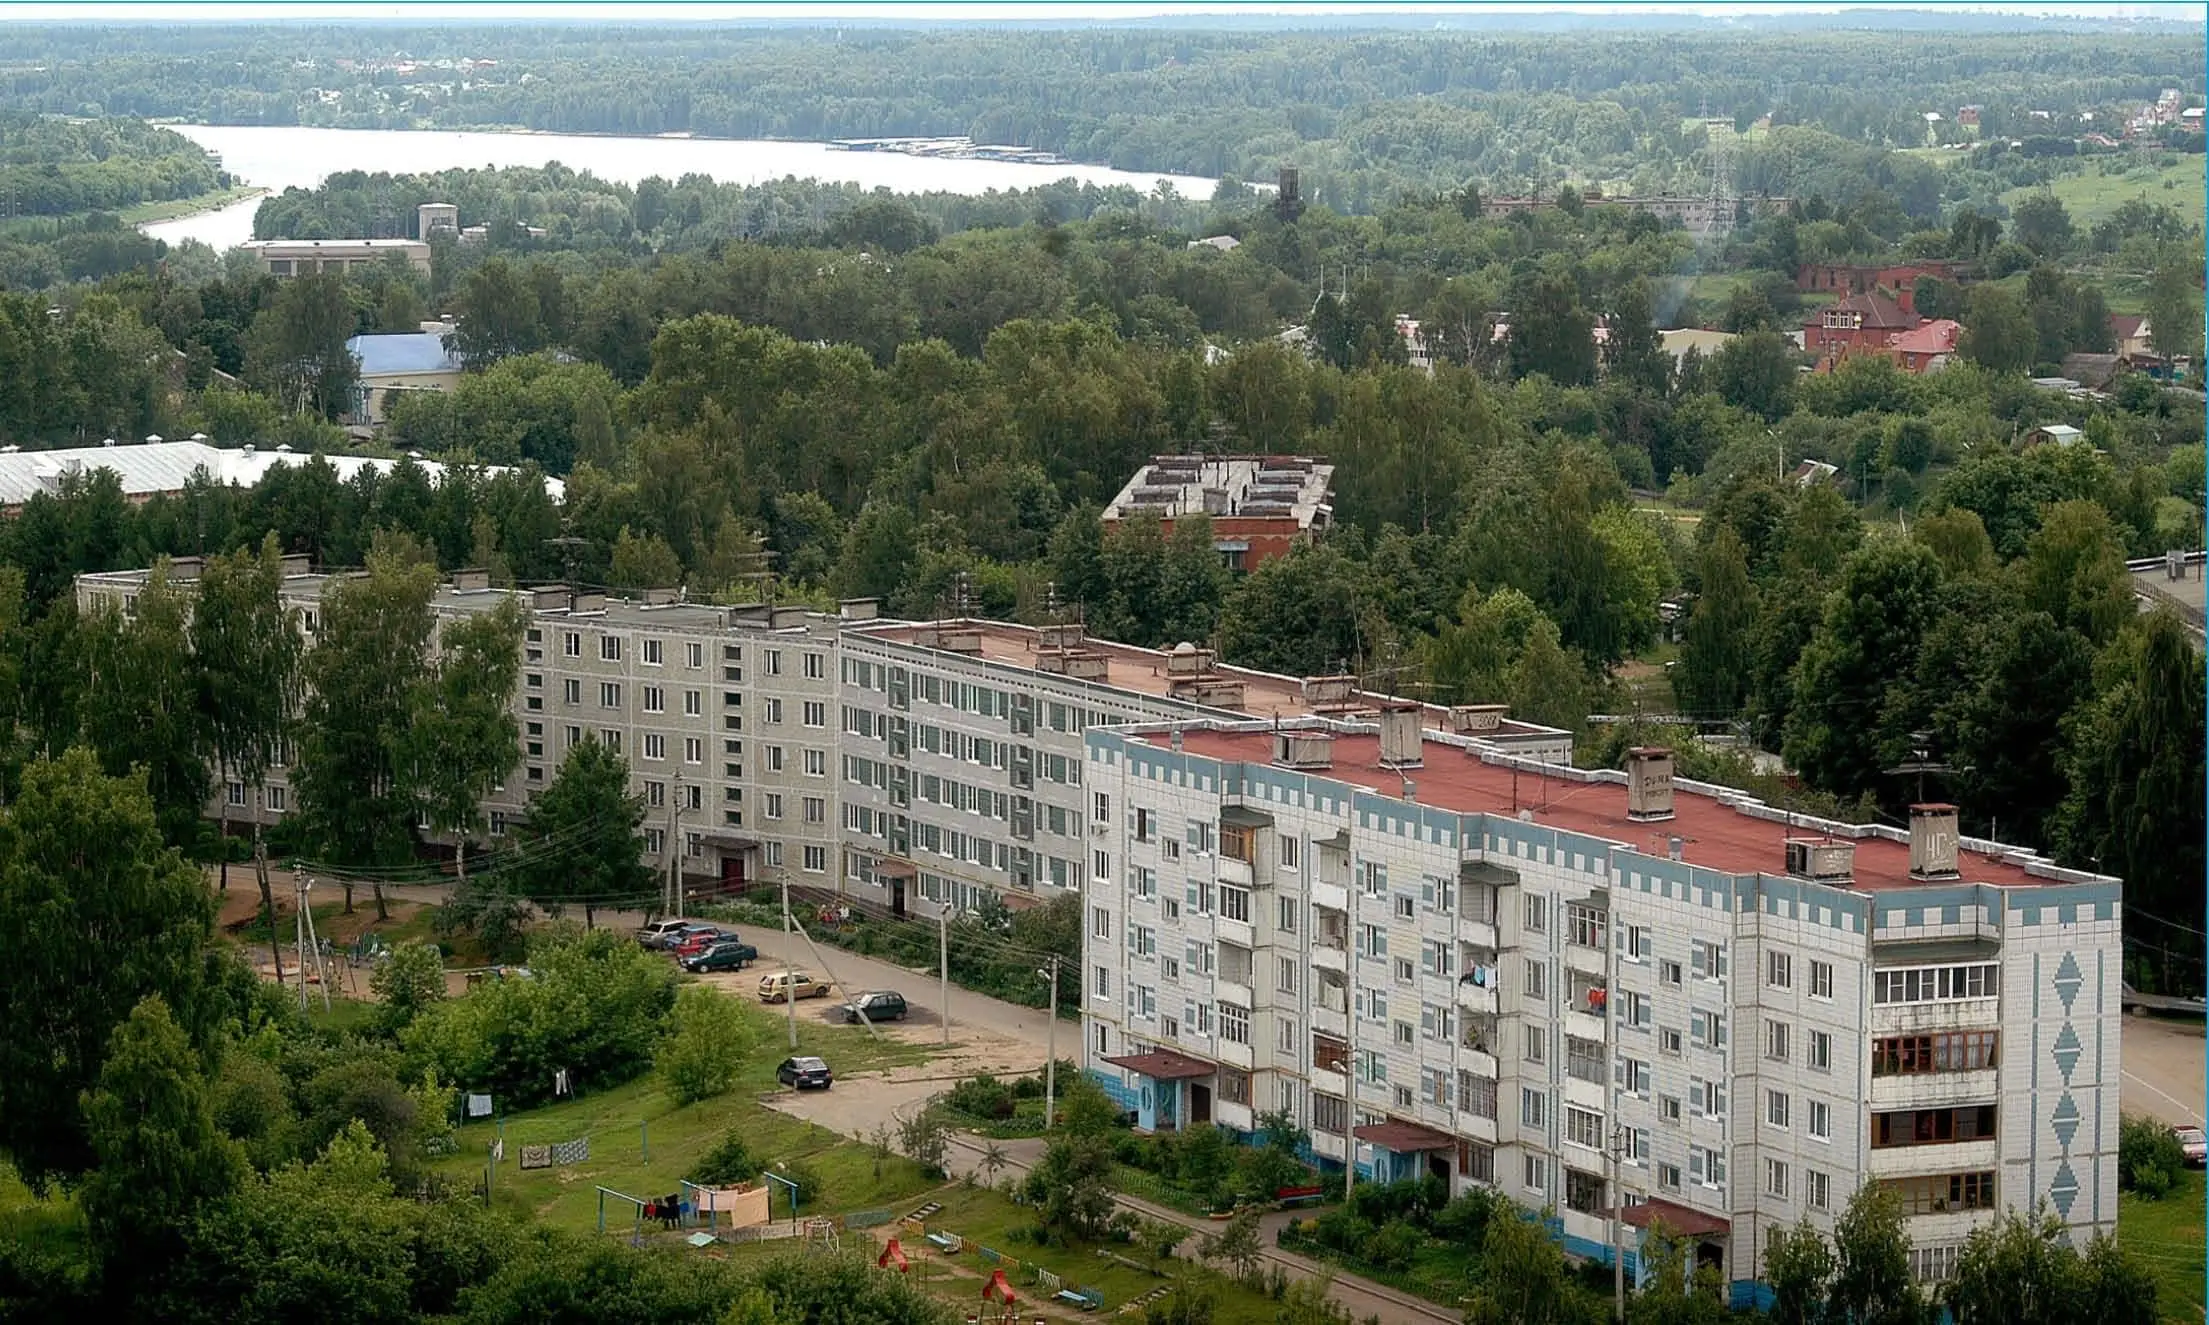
left=2122, top=1013, right=2206, bottom=1127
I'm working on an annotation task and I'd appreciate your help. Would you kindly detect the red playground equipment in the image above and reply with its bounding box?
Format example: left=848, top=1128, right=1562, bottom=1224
left=878, top=1238, right=910, bottom=1272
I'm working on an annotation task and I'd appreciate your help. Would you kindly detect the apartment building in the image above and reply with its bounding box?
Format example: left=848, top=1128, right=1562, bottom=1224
left=1080, top=715, right=2120, bottom=1305
left=829, top=617, right=1572, bottom=917
left=75, top=567, right=846, bottom=896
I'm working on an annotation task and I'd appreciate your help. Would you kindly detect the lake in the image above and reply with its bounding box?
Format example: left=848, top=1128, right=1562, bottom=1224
left=142, top=123, right=1222, bottom=251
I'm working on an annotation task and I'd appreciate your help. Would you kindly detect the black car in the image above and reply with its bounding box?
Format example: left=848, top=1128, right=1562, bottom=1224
left=777, top=1056, right=833, bottom=1090
left=838, top=990, right=909, bottom=1024
left=682, top=941, right=759, bottom=973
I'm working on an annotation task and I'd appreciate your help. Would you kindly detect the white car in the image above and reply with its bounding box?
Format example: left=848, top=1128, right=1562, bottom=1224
left=2173, top=1125, right=2207, bottom=1167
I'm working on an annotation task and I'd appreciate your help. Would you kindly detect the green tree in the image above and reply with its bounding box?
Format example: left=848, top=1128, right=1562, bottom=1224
left=608, top=527, right=685, bottom=591
left=1827, top=1183, right=1931, bottom=1325
left=1023, top=1133, right=1119, bottom=1243
left=447, top=257, right=547, bottom=369
left=1763, top=1218, right=1837, bottom=1325
left=243, top=272, right=359, bottom=419
left=2009, top=192, right=2075, bottom=258
left=656, top=983, right=757, bottom=1106
left=1709, top=330, right=1796, bottom=422
left=411, top=596, right=527, bottom=882
left=1958, top=285, right=2037, bottom=374
left=2143, top=261, right=2204, bottom=362
left=1604, top=278, right=1671, bottom=396
left=1464, top=1207, right=1600, bottom=1325
left=1782, top=540, right=1944, bottom=800
left=2051, top=613, right=2207, bottom=990
left=1507, top=617, right=1598, bottom=732
left=1942, top=612, right=2093, bottom=847
left=1628, top=1224, right=1728, bottom=1325
left=0, top=747, right=220, bottom=1189
left=1944, top=1204, right=2155, bottom=1325
left=76, top=562, right=209, bottom=847
left=369, top=939, right=448, bottom=1036
left=1200, top=1208, right=1264, bottom=1281
left=294, top=550, right=440, bottom=916
left=1508, top=272, right=1597, bottom=387
left=1677, top=525, right=1757, bottom=716
left=78, top=995, right=243, bottom=1293
left=192, top=536, right=303, bottom=889
left=508, top=737, right=654, bottom=928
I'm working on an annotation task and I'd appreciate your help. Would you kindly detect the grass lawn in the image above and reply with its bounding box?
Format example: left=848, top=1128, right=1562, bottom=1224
left=431, top=995, right=941, bottom=1234
left=118, top=184, right=266, bottom=225
left=0, top=1164, right=83, bottom=1262
left=2121, top=1169, right=2207, bottom=1323
left=2003, top=155, right=2206, bottom=229
left=890, top=1184, right=1287, bottom=1324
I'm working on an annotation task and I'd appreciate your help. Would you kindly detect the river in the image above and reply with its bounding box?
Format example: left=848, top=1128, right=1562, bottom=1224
left=141, top=124, right=1220, bottom=252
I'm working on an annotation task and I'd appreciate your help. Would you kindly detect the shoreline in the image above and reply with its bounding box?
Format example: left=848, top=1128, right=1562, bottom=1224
left=128, top=184, right=268, bottom=230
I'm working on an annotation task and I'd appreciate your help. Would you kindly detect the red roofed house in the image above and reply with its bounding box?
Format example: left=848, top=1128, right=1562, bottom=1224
left=1804, top=290, right=1923, bottom=369
left=2109, top=314, right=2153, bottom=359
left=1887, top=318, right=1961, bottom=374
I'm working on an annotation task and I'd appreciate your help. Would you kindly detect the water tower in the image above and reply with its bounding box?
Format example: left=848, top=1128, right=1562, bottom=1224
left=417, top=202, right=459, bottom=240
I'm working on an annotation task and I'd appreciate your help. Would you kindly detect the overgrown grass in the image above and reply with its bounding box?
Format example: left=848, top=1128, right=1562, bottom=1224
left=118, top=184, right=266, bottom=224
left=2120, top=1167, right=2207, bottom=1323
left=0, top=1164, right=84, bottom=1263
left=428, top=994, right=939, bottom=1233
left=2004, top=154, right=2206, bottom=229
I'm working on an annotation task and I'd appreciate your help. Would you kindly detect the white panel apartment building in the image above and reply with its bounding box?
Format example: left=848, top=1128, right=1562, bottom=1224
left=828, top=618, right=1571, bottom=918
left=74, top=566, right=1570, bottom=915
left=1079, top=715, right=2120, bottom=1305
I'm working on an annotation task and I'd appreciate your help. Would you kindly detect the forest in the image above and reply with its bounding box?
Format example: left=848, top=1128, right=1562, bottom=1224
left=0, top=24, right=2201, bottom=208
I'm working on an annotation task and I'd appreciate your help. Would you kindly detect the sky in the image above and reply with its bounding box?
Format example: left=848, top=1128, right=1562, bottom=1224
left=0, top=1, right=2197, bottom=19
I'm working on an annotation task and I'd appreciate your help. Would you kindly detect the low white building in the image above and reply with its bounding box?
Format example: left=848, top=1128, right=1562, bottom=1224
left=1081, top=718, right=2120, bottom=1306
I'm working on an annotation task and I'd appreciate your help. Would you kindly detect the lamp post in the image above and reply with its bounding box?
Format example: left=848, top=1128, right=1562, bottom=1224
left=1038, top=958, right=1061, bottom=1128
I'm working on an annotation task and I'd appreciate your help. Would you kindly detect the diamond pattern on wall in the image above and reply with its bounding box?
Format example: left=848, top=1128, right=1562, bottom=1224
left=2052, top=1023, right=2082, bottom=1082
left=2053, top=952, right=2084, bottom=1013
left=2051, top=1093, right=2081, bottom=1148
left=2049, top=1160, right=2080, bottom=1217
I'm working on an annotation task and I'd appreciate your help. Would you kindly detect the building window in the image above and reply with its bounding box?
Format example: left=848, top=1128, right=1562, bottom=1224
left=1691, top=940, right=1727, bottom=980
left=1566, top=903, right=1606, bottom=950
left=1658, top=1163, right=1682, bottom=1192
left=1767, top=951, right=1793, bottom=990
left=647, top=781, right=667, bottom=808
left=1807, top=1169, right=1832, bottom=1212
left=1810, top=959, right=1834, bottom=999
left=1871, top=1106, right=1998, bottom=1149
left=1463, top=1074, right=1498, bottom=1119
left=1910, top=1244, right=1961, bottom=1284
left=563, top=679, right=582, bottom=705
left=1566, top=1036, right=1606, bottom=1085
left=643, top=734, right=666, bottom=761
left=1659, top=1095, right=1682, bottom=1125
left=804, top=652, right=824, bottom=679
left=802, top=845, right=827, bottom=873
left=1873, top=963, right=1998, bottom=1006
left=1871, top=1031, right=1998, bottom=1076
left=1765, top=1019, right=1791, bottom=1063
left=686, top=642, right=703, bottom=668
left=266, top=785, right=287, bottom=812
left=1566, top=1107, right=1604, bottom=1151
left=804, top=749, right=826, bottom=777
left=599, top=682, right=621, bottom=709
left=563, top=632, right=580, bottom=657
left=1523, top=959, right=1547, bottom=1004
left=642, top=638, right=663, bottom=665
left=803, top=701, right=826, bottom=728
left=1092, top=906, right=1111, bottom=940
left=1766, top=1159, right=1790, bottom=1200
left=1881, top=1171, right=1997, bottom=1216
left=1809, top=1100, right=1832, bottom=1141
left=1523, top=895, right=1547, bottom=934
left=1220, top=1004, right=1251, bottom=1046
left=764, top=793, right=782, bottom=819
left=643, top=686, right=664, bottom=713
left=804, top=796, right=825, bottom=824
left=227, top=782, right=248, bottom=806
left=1767, top=1090, right=1791, bottom=1130
left=1278, top=834, right=1299, bottom=870
left=1660, top=959, right=1683, bottom=987
left=600, top=635, right=621, bottom=661
left=1808, top=1029, right=1832, bottom=1072
left=1277, top=897, right=1298, bottom=933
left=1523, top=1154, right=1548, bottom=1195
left=1524, top=1027, right=1545, bottom=1065
left=765, top=650, right=782, bottom=676
left=684, top=737, right=703, bottom=764
left=1660, top=1026, right=1682, bottom=1056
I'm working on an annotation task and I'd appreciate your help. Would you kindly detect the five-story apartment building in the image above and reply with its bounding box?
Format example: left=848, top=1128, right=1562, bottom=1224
left=1080, top=715, right=2120, bottom=1305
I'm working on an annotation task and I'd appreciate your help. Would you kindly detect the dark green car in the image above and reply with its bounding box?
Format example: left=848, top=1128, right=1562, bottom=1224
left=682, top=941, right=759, bottom=973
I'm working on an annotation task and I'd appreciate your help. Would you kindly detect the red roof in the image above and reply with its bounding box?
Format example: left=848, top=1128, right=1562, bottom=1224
left=1167, top=730, right=2048, bottom=892
left=1821, top=291, right=1919, bottom=330
left=2110, top=314, right=2147, bottom=341
left=1353, top=1119, right=1457, bottom=1152
left=1606, top=1197, right=1731, bottom=1237
left=1889, top=319, right=1960, bottom=356
left=1102, top=1050, right=1217, bottom=1080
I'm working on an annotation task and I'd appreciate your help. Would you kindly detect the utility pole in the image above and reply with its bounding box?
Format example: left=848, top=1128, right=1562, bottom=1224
left=666, top=772, right=685, bottom=917
left=938, top=899, right=952, bottom=1047
left=782, top=871, right=798, bottom=1049
left=295, top=873, right=332, bottom=1013
left=1040, top=956, right=1061, bottom=1129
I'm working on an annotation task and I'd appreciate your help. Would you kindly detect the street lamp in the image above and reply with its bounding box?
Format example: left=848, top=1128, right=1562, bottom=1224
left=1038, top=958, right=1061, bottom=1128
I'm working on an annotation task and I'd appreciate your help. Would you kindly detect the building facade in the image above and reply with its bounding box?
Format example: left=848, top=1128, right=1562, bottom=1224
left=1079, top=717, right=2120, bottom=1305
left=240, top=238, right=433, bottom=277
left=1101, top=456, right=1335, bottom=572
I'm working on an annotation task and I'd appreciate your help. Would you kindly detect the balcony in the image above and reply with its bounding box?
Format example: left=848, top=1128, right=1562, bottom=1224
left=1871, top=999, right=2000, bottom=1038
left=1312, top=1003, right=1347, bottom=1038
left=1311, top=880, right=1348, bottom=914
left=1565, top=1075, right=1607, bottom=1113
left=1868, top=1138, right=1999, bottom=1180
left=1310, top=1065, right=1348, bottom=1098
left=1216, top=914, right=1255, bottom=949
left=1216, top=979, right=1253, bottom=1009
left=1566, top=1007, right=1609, bottom=1044
left=1458, top=917, right=1499, bottom=950
left=1217, top=1038, right=1255, bottom=1071
left=1215, top=1099, right=1254, bottom=1133
left=1869, top=1070, right=2001, bottom=1112
left=1217, top=854, right=1254, bottom=888
left=1565, top=942, right=1609, bottom=981
left=1310, top=1129, right=1347, bottom=1162
left=1455, top=1109, right=1499, bottom=1145
left=1457, top=975, right=1500, bottom=1016
left=1312, top=941, right=1347, bottom=976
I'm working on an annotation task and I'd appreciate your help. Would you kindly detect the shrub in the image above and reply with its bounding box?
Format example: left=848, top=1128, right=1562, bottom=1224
left=2119, top=1113, right=2187, bottom=1199
left=655, top=984, right=757, bottom=1106
left=774, top=1159, right=824, bottom=1211
left=1362, top=1219, right=1427, bottom=1272
left=689, top=1130, right=759, bottom=1186
left=945, top=1073, right=1017, bottom=1120
left=1431, top=1188, right=1501, bottom=1245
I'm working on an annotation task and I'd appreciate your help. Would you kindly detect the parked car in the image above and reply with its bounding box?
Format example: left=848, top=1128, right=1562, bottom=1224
left=672, top=928, right=729, bottom=959
left=2174, top=1125, right=2207, bottom=1167
left=658, top=923, right=720, bottom=951
left=683, top=941, right=758, bottom=973
left=777, top=1056, right=833, bottom=1090
left=838, top=990, right=909, bottom=1024
left=637, top=919, right=693, bottom=948
left=758, top=970, right=833, bottom=1003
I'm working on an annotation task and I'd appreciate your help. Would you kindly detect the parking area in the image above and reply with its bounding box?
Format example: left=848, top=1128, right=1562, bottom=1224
left=2123, top=1013, right=2206, bottom=1126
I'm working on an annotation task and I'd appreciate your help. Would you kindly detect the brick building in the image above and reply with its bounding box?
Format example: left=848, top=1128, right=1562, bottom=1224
left=1101, top=455, right=1335, bottom=572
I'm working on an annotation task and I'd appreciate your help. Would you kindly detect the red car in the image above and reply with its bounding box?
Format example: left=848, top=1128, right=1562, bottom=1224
left=672, top=929, right=729, bottom=959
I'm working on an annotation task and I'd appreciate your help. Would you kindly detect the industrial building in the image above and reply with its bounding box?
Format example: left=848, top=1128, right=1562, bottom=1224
left=1100, top=455, right=1335, bottom=572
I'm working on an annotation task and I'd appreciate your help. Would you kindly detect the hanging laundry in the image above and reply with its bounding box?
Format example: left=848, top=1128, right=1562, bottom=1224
left=550, top=1137, right=590, bottom=1166
left=465, top=1093, right=494, bottom=1118
left=519, top=1144, right=552, bottom=1170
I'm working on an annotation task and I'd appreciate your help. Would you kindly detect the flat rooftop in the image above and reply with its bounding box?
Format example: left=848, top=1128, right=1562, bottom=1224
left=1101, top=454, right=1334, bottom=529
left=854, top=619, right=1564, bottom=742
left=1163, top=727, right=2063, bottom=893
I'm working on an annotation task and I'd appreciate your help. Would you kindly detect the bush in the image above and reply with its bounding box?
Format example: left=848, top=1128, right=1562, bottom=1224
left=1362, top=1219, right=1427, bottom=1273
left=2119, top=1113, right=2187, bottom=1199
left=1431, top=1188, right=1501, bottom=1245
left=774, top=1159, right=824, bottom=1211
left=945, top=1073, right=1017, bottom=1120
left=655, top=984, right=757, bottom=1106
left=689, top=1130, right=759, bottom=1186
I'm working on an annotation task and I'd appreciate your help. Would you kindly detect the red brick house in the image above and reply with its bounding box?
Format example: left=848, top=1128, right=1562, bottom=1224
left=1887, top=319, right=1961, bottom=373
left=1795, top=261, right=1963, bottom=314
left=1804, top=291, right=1923, bottom=368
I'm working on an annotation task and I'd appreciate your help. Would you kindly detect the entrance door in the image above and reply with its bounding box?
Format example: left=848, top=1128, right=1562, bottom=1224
left=890, top=876, right=907, bottom=920
left=719, top=854, right=746, bottom=896
left=1190, top=1083, right=1212, bottom=1125
left=1427, top=1152, right=1451, bottom=1185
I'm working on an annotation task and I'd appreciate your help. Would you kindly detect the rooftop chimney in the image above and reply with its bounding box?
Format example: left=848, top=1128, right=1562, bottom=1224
left=1785, top=838, right=1855, bottom=883
left=1625, top=747, right=1676, bottom=822
left=1378, top=702, right=1424, bottom=768
left=1274, top=730, right=1335, bottom=771
left=1909, top=803, right=1961, bottom=881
